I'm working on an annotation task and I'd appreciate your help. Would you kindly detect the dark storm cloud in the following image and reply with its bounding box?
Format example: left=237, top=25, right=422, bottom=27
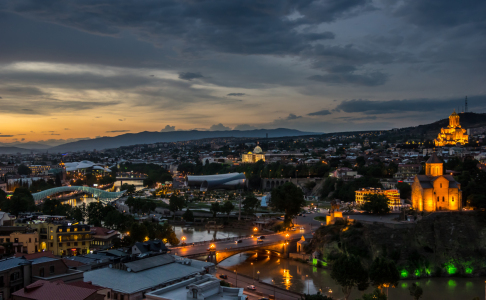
left=227, top=93, right=246, bottom=97
left=106, top=130, right=130, bottom=133
left=334, top=96, right=486, bottom=115
left=394, top=0, right=486, bottom=33
left=308, top=109, right=332, bottom=116
left=0, top=0, right=370, bottom=56
left=0, top=99, right=119, bottom=115
left=179, top=72, right=203, bottom=81
left=308, top=71, right=388, bottom=86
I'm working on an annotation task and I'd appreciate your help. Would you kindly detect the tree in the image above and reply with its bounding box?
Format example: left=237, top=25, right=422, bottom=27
left=86, top=202, right=105, bottom=226
left=6, top=187, right=36, bottom=216
left=303, top=293, right=333, bottom=300
left=130, top=222, right=149, bottom=242
left=121, top=183, right=136, bottom=194
left=368, top=257, right=399, bottom=294
left=210, top=202, right=220, bottom=218
left=17, top=164, right=32, bottom=175
left=408, top=283, right=423, bottom=300
left=242, top=194, right=259, bottom=216
left=362, top=194, right=390, bottom=214
left=221, top=201, right=234, bottom=220
left=42, top=199, right=71, bottom=216
left=330, top=254, right=369, bottom=300
left=69, top=206, right=86, bottom=222
left=397, top=182, right=412, bottom=200
left=270, top=182, right=305, bottom=226
left=169, top=194, right=186, bottom=218
left=182, top=209, right=194, bottom=222
left=55, top=173, right=62, bottom=187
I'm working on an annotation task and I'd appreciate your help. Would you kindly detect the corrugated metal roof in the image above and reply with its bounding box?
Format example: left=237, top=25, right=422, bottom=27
left=124, top=254, right=175, bottom=272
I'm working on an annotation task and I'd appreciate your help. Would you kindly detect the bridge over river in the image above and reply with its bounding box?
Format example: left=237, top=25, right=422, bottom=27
left=32, top=186, right=126, bottom=204
left=170, top=230, right=303, bottom=264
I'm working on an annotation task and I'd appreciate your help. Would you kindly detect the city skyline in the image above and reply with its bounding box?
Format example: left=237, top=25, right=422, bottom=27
left=1, top=0, right=485, bottom=144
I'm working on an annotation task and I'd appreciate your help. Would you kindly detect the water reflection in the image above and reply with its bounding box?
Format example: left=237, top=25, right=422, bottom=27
left=172, top=226, right=252, bottom=244
left=219, top=252, right=486, bottom=300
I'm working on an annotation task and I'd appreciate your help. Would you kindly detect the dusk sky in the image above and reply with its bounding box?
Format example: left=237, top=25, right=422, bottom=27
left=1, top=0, right=485, bottom=145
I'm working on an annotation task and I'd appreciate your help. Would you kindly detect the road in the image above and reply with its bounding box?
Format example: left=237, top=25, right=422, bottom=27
left=216, top=268, right=302, bottom=300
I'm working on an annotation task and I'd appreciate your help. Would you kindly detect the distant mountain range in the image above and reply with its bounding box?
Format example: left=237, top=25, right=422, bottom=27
left=48, top=128, right=318, bottom=152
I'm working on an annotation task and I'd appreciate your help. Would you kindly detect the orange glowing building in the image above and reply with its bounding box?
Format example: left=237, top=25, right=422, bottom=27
left=412, top=153, right=462, bottom=212
left=434, top=110, right=468, bottom=146
left=355, top=188, right=401, bottom=207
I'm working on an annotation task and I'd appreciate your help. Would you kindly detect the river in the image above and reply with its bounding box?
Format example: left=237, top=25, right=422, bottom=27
left=218, top=252, right=485, bottom=300
left=172, top=225, right=253, bottom=243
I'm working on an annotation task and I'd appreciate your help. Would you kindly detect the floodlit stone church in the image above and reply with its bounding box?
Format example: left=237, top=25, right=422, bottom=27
left=434, top=110, right=469, bottom=146
left=412, top=153, right=462, bottom=212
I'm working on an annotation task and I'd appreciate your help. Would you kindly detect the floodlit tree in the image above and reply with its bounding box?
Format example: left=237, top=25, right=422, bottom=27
left=330, top=254, right=369, bottom=300
left=270, top=182, right=305, bottom=226
left=362, top=194, right=390, bottom=214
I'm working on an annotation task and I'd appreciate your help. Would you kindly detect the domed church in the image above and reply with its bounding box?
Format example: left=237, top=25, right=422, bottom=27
left=242, top=145, right=265, bottom=163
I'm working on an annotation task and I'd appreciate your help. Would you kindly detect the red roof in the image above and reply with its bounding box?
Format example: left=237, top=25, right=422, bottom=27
left=67, top=281, right=103, bottom=291
left=90, top=227, right=118, bottom=237
left=14, top=252, right=56, bottom=260
left=12, top=280, right=98, bottom=300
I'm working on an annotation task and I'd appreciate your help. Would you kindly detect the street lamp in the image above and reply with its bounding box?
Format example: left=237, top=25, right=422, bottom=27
left=181, top=236, right=186, bottom=246
left=251, top=262, right=254, bottom=283
left=234, top=268, right=238, bottom=287
left=257, top=271, right=260, bottom=281
left=272, top=279, right=276, bottom=299
left=306, top=275, right=309, bottom=294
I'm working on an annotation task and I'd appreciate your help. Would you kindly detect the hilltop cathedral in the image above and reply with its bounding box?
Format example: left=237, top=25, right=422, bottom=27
left=434, top=110, right=469, bottom=146
left=412, top=153, right=462, bottom=212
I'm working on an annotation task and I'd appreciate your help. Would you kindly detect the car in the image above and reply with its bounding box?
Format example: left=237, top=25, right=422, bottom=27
left=258, top=235, right=265, bottom=239
left=300, top=227, right=305, bottom=230
left=257, top=239, right=264, bottom=243
left=235, top=239, right=243, bottom=244
left=247, top=285, right=256, bottom=290
left=291, top=227, right=297, bottom=231
left=219, top=274, right=228, bottom=279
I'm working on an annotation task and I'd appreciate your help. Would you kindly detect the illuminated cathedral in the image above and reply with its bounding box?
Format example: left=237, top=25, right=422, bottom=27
left=412, top=153, right=462, bottom=212
left=434, top=110, right=468, bottom=146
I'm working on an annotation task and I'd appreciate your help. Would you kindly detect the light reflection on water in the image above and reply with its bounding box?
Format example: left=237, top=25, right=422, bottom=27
left=218, top=252, right=486, bottom=300
left=172, top=226, right=253, bottom=244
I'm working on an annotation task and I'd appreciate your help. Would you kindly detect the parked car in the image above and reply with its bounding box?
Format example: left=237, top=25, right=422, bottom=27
left=247, top=285, right=256, bottom=290
left=219, top=274, right=228, bottom=279
left=258, top=236, right=265, bottom=239
left=235, top=239, right=243, bottom=244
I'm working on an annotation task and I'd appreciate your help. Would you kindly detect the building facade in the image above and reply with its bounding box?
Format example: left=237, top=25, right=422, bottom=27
left=412, top=153, right=462, bottom=212
left=434, top=110, right=469, bottom=146
left=355, top=188, right=401, bottom=207
left=0, top=231, right=39, bottom=255
left=241, top=146, right=265, bottom=163
left=31, top=223, right=93, bottom=256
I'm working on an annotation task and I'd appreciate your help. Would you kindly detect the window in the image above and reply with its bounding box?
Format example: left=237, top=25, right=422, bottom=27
left=440, top=183, right=442, bottom=188
left=74, top=242, right=78, bottom=246
left=49, top=266, right=55, bottom=274
left=39, top=268, right=44, bottom=277
left=442, top=197, right=445, bottom=202
left=50, top=235, right=53, bottom=240
left=82, top=242, right=85, bottom=246
left=0, top=276, right=4, bottom=287
left=74, top=228, right=78, bottom=232
left=59, top=243, right=62, bottom=247
left=0, top=239, right=4, bottom=243
left=67, top=228, right=70, bottom=232
left=113, top=293, right=118, bottom=300
left=192, top=289, right=198, bottom=298
left=29, top=238, right=31, bottom=243
left=107, top=292, right=110, bottom=298
left=59, top=229, right=62, bottom=232
left=50, top=243, right=53, bottom=247
left=67, top=242, right=71, bottom=246
left=14, top=238, right=18, bottom=243
left=35, top=238, right=37, bottom=242
left=6, top=239, right=10, bottom=243
left=437, top=197, right=439, bottom=202
left=452, top=197, right=455, bottom=202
